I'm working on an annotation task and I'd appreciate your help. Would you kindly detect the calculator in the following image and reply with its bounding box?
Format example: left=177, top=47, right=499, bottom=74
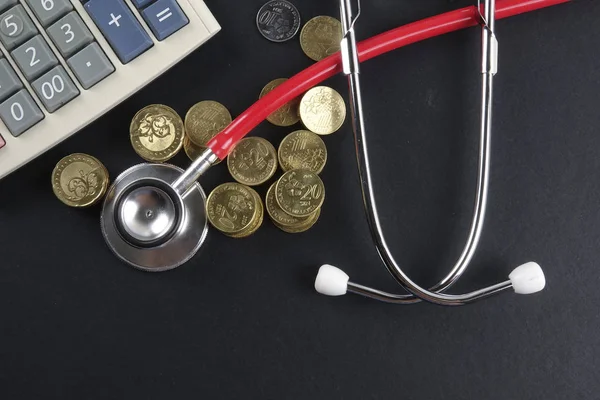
left=0, top=0, right=220, bottom=180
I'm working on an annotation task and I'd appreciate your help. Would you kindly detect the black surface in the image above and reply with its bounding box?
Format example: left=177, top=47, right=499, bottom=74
left=1, top=0, right=598, bottom=398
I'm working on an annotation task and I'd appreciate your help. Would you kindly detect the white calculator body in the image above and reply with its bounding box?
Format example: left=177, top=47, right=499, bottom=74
left=0, top=0, right=220, bottom=180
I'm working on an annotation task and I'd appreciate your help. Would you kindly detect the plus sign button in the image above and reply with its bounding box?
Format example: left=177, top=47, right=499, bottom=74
left=84, top=0, right=153, bottom=64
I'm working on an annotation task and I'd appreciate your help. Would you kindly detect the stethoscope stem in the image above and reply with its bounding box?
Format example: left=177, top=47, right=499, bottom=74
left=171, top=148, right=219, bottom=197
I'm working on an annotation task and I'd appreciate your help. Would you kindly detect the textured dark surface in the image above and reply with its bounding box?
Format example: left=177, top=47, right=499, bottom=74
left=1, top=0, right=598, bottom=398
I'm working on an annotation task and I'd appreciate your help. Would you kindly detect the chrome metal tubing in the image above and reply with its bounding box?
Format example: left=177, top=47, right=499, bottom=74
left=341, top=0, right=509, bottom=305
left=347, top=280, right=513, bottom=304
left=171, top=148, right=219, bottom=197
left=340, top=0, right=360, bottom=75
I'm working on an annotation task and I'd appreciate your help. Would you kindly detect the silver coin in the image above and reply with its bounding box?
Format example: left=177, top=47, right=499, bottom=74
left=256, top=0, right=301, bottom=43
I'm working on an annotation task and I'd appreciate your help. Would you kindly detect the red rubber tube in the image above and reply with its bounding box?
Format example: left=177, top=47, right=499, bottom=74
left=207, top=0, right=572, bottom=159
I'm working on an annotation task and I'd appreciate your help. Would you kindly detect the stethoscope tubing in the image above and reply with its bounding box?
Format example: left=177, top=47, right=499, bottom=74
left=204, top=0, right=572, bottom=159
left=171, top=0, right=571, bottom=193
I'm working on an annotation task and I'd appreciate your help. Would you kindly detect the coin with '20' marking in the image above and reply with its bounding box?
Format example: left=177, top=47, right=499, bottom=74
left=256, top=0, right=301, bottom=43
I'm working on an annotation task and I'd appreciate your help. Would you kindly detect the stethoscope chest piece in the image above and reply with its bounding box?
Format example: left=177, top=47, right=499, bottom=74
left=101, top=163, right=208, bottom=272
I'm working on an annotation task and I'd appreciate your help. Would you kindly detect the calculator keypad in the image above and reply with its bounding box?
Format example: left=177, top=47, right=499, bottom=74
left=0, top=89, right=43, bottom=136
left=47, top=11, right=93, bottom=57
left=11, top=34, right=58, bottom=80
left=0, top=0, right=191, bottom=141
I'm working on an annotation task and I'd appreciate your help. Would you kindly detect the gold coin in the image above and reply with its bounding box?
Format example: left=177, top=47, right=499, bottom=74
left=206, top=182, right=259, bottom=235
left=275, top=208, right=321, bottom=234
left=299, top=86, right=346, bottom=135
left=278, top=130, right=327, bottom=174
left=275, top=169, right=325, bottom=217
left=259, top=78, right=300, bottom=127
left=230, top=188, right=262, bottom=237
left=300, top=16, right=342, bottom=61
left=51, top=153, right=109, bottom=208
left=183, top=136, right=222, bottom=165
left=230, top=189, right=264, bottom=238
left=227, top=137, right=278, bottom=186
left=185, top=101, right=232, bottom=147
left=183, top=136, right=203, bottom=160
left=130, top=104, right=184, bottom=162
left=266, top=182, right=313, bottom=227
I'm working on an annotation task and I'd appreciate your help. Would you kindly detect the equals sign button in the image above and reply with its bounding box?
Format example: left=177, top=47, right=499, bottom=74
left=142, top=0, right=189, bottom=41
left=156, top=8, right=172, bottom=22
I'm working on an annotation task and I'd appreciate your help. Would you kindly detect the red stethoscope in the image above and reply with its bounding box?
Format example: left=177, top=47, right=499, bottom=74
left=100, top=0, right=570, bottom=306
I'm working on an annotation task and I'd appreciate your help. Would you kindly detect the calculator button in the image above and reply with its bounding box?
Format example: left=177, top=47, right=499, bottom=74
left=0, top=133, right=5, bottom=149
left=0, top=5, right=37, bottom=50
left=131, top=0, right=154, bottom=8
left=67, top=42, right=114, bottom=89
left=141, top=0, right=188, bottom=41
left=11, top=35, right=58, bottom=80
left=24, top=0, right=73, bottom=27
left=47, top=11, right=94, bottom=58
left=0, top=0, right=17, bottom=13
left=84, top=0, right=153, bottom=64
left=0, top=89, right=43, bottom=136
left=31, top=65, right=79, bottom=112
left=0, top=58, right=23, bottom=102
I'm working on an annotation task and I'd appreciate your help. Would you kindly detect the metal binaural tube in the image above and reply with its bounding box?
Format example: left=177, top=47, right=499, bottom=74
left=340, top=0, right=506, bottom=305
left=346, top=280, right=513, bottom=304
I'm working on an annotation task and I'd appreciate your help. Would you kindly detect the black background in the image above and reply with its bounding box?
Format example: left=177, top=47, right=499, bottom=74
left=1, top=0, right=598, bottom=398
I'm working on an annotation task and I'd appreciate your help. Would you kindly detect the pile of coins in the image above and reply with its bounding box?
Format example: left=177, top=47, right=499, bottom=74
left=206, top=131, right=327, bottom=237
left=201, top=48, right=346, bottom=237
left=267, top=168, right=325, bottom=233
left=256, top=0, right=343, bottom=62
left=201, top=59, right=345, bottom=237
left=266, top=129, right=327, bottom=233
left=205, top=136, right=273, bottom=238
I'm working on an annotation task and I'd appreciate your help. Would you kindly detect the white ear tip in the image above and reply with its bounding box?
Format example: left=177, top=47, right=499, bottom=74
left=315, top=264, right=349, bottom=296
left=509, top=262, right=546, bottom=295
